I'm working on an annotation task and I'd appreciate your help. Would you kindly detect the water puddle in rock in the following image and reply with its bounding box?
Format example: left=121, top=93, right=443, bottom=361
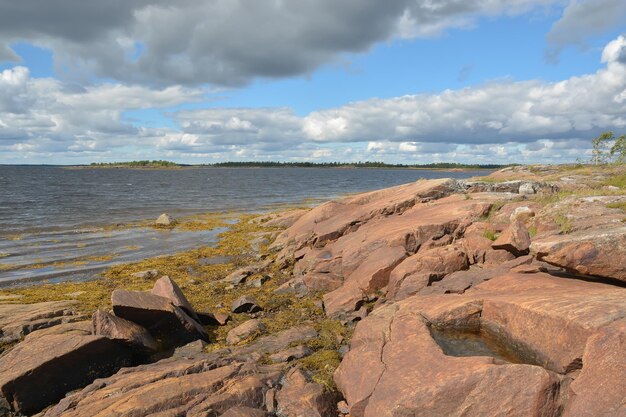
left=430, top=327, right=530, bottom=364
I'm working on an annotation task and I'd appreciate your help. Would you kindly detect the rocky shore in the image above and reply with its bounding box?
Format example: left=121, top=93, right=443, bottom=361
left=0, top=164, right=625, bottom=417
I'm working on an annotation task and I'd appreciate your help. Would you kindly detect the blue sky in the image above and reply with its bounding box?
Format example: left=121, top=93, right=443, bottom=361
left=1, top=0, right=625, bottom=164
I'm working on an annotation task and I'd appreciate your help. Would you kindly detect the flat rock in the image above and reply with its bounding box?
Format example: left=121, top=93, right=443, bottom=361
left=151, top=275, right=199, bottom=320
left=0, top=334, right=132, bottom=415
left=226, top=319, right=266, bottom=345
left=22, top=320, right=92, bottom=342
left=335, top=272, right=626, bottom=417
left=0, top=301, right=83, bottom=345
left=43, top=326, right=318, bottom=417
left=268, top=345, right=313, bottom=363
left=131, top=269, right=159, bottom=279
left=92, top=309, right=158, bottom=352
left=111, top=290, right=208, bottom=347
left=231, top=295, right=263, bottom=314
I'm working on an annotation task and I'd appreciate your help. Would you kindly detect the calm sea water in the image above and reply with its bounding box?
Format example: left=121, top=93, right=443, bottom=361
left=0, top=166, right=489, bottom=285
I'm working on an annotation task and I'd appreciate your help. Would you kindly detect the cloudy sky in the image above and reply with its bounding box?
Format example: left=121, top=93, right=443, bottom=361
left=1, top=0, right=625, bottom=164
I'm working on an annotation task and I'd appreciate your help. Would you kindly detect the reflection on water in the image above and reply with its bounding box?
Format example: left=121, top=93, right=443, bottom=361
left=0, top=227, right=227, bottom=287
left=0, top=166, right=491, bottom=286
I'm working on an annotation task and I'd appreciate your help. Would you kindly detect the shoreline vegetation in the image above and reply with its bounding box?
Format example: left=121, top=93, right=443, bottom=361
left=63, top=160, right=513, bottom=170
left=0, top=162, right=624, bottom=415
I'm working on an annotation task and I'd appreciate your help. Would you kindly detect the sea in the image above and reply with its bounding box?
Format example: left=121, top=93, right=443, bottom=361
left=0, top=166, right=490, bottom=286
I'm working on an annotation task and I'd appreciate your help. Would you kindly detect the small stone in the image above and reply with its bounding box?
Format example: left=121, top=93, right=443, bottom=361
left=247, top=275, right=270, bottom=288
left=510, top=206, right=535, bottom=223
left=155, top=213, right=176, bottom=226
left=197, top=311, right=230, bottom=326
left=231, top=296, right=263, bottom=314
left=519, top=183, right=536, bottom=195
left=131, top=269, right=159, bottom=279
left=337, top=400, right=350, bottom=414
left=338, top=344, right=350, bottom=357
left=226, top=319, right=265, bottom=345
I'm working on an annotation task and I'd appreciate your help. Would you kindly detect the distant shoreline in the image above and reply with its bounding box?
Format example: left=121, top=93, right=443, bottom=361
left=59, top=161, right=509, bottom=171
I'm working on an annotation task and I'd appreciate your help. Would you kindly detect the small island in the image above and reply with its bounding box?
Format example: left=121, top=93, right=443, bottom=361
left=77, top=160, right=513, bottom=170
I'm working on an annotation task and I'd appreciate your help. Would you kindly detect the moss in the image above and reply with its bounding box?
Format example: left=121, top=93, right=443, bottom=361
left=553, top=213, right=572, bottom=234
left=479, top=201, right=507, bottom=222
left=482, top=230, right=499, bottom=241
left=606, top=202, right=626, bottom=212
left=299, top=349, right=343, bottom=390
left=0, top=209, right=353, bottom=387
left=527, top=226, right=538, bottom=238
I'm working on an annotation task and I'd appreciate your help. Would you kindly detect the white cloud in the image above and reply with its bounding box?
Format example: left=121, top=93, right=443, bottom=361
left=1, top=36, right=626, bottom=164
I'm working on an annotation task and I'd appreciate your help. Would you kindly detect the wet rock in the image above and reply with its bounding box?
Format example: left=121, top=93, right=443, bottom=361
left=226, top=319, right=266, bottom=345
left=92, top=309, right=157, bottom=352
left=0, top=334, right=132, bottom=415
left=276, top=368, right=340, bottom=417
left=151, top=275, right=199, bottom=320
left=197, top=311, right=230, bottom=326
left=0, top=301, right=83, bottom=345
left=232, top=295, right=264, bottom=314
left=155, top=213, right=175, bottom=226
left=268, top=345, right=313, bottom=363
left=532, top=226, right=626, bottom=282
left=131, top=269, right=159, bottom=279
left=111, top=289, right=208, bottom=347
left=492, top=220, right=531, bottom=256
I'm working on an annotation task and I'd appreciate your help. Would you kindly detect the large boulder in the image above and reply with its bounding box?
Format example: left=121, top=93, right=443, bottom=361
left=387, top=245, right=469, bottom=301
left=491, top=220, right=531, bottom=256
left=531, top=226, right=626, bottom=282
left=92, top=309, right=158, bottom=352
left=0, top=334, right=132, bottom=415
left=151, top=275, right=199, bottom=320
left=111, top=290, right=208, bottom=347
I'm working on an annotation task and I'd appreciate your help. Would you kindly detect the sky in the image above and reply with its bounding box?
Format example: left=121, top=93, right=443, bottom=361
left=0, top=0, right=625, bottom=165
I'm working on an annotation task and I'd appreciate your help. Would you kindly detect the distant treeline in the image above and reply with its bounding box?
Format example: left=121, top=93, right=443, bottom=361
left=90, top=160, right=179, bottom=167
left=88, top=160, right=512, bottom=169
left=204, top=161, right=512, bottom=169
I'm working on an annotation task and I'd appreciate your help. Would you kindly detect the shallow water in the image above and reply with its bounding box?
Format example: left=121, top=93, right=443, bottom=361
left=430, top=327, right=539, bottom=365
left=0, top=166, right=490, bottom=286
